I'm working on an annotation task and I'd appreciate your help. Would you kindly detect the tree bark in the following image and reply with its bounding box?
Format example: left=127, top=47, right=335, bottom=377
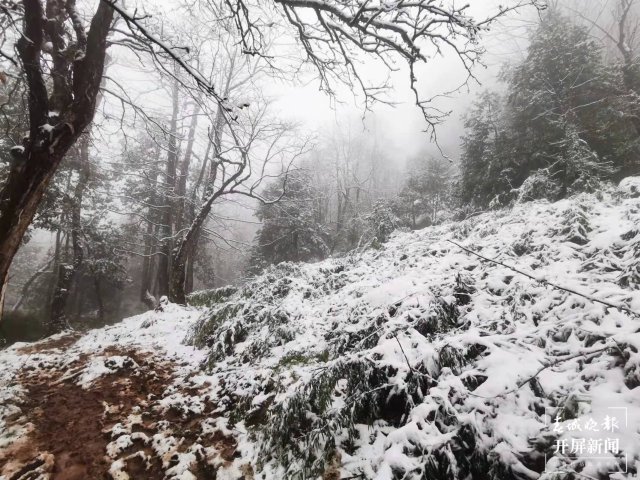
left=11, top=257, right=54, bottom=312
left=140, top=218, right=156, bottom=302
left=94, top=278, right=104, bottom=323
left=185, top=247, right=195, bottom=294
left=168, top=66, right=234, bottom=304
left=169, top=153, right=248, bottom=303
left=140, top=151, right=161, bottom=306
left=0, top=0, right=113, bottom=321
left=48, top=137, right=89, bottom=333
left=156, top=79, right=181, bottom=297
left=175, top=103, right=200, bottom=232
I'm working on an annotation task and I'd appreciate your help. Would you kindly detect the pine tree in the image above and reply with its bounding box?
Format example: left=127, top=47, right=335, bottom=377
left=251, top=171, right=331, bottom=270
left=458, top=92, right=513, bottom=207
left=458, top=11, right=638, bottom=208
left=506, top=11, right=620, bottom=195
left=400, top=154, right=453, bottom=227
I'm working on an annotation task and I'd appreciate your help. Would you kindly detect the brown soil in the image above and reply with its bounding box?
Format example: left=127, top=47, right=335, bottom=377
left=0, top=346, right=238, bottom=480
left=0, top=347, right=172, bottom=479
left=16, top=332, right=82, bottom=355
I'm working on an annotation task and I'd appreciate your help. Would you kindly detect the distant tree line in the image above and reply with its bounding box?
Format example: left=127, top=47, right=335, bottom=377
left=249, top=5, right=640, bottom=270
left=459, top=7, right=640, bottom=208
left=249, top=133, right=452, bottom=268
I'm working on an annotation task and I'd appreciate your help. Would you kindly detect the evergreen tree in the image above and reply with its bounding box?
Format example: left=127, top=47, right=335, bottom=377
left=458, top=11, right=639, bottom=208
left=506, top=11, right=621, bottom=194
left=250, top=171, right=331, bottom=270
left=399, top=154, right=453, bottom=227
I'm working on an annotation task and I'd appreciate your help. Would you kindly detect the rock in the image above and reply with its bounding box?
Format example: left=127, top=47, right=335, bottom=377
left=618, top=176, right=640, bottom=198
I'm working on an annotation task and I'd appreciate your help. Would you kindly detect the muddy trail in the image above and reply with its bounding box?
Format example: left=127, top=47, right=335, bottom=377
left=0, top=331, right=239, bottom=480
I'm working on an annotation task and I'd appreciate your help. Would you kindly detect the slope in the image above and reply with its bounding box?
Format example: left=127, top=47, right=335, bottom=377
left=186, top=181, right=640, bottom=479
left=0, top=180, right=639, bottom=479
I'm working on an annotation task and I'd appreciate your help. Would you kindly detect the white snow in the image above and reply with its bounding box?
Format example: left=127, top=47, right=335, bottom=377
left=183, top=184, right=640, bottom=478
left=1, top=184, right=639, bottom=478
left=619, top=176, right=640, bottom=198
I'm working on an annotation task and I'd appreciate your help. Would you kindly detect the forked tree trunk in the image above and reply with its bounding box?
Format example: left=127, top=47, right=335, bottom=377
left=11, top=257, right=54, bottom=312
left=175, top=103, right=200, bottom=231
left=0, top=0, right=113, bottom=322
left=94, top=278, right=104, bottom=323
left=140, top=154, right=161, bottom=306
left=140, top=218, right=156, bottom=303
left=168, top=58, right=237, bottom=304
left=185, top=242, right=196, bottom=294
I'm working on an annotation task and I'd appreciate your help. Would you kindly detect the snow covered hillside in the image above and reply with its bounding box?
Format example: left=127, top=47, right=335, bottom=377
left=1, top=182, right=640, bottom=479
left=186, top=182, right=640, bottom=479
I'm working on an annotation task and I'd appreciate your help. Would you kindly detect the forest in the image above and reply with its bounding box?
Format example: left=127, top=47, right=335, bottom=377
left=0, top=0, right=639, bottom=479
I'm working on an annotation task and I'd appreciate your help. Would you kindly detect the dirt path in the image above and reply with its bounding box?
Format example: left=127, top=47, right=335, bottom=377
left=0, top=334, right=239, bottom=480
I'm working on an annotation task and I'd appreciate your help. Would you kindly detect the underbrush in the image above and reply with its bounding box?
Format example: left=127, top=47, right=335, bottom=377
left=186, top=183, right=640, bottom=479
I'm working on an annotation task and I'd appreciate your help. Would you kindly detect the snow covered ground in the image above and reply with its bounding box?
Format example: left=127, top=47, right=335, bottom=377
left=0, top=305, right=215, bottom=479
left=1, top=182, right=639, bottom=479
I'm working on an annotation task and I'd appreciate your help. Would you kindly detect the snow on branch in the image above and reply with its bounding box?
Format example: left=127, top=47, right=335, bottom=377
left=226, top=0, right=547, bottom=139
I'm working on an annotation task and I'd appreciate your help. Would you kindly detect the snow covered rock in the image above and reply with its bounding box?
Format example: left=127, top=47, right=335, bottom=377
left=618, top=176, right=640, bottom=198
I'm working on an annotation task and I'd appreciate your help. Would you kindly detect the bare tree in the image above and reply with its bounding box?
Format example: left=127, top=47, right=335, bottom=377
left=48, top=135, right=89, bottom=333
left=169, top=100, right=305, bottom=303
left=0, top=0, right=542, bottom=321
left=225, top=0, right=545, bottom=138
left=0, top=0, right=114, bottom=318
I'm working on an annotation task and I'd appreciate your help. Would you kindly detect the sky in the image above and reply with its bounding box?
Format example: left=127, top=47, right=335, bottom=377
left=4, top=0, right=629, bottom=296
left=263, top=0, right=542, bottom=164
left=91, top=0, right=548, bottom=171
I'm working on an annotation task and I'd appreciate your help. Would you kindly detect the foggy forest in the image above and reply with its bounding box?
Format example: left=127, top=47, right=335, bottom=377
left=0, top=0, right=639, bottom=478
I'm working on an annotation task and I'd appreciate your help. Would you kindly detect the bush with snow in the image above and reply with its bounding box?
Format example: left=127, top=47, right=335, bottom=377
left=187, top=189, right=640, bottom=479
left=516, top=169, right=562, bottom=203
left=619, top=176, right=640, bottom=198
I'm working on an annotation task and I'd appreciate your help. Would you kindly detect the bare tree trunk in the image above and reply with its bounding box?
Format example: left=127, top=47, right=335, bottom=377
left=185, top=246, right=195, bottom=294
left=169, top=150, right=247, bottom=303
left=175, top=103, right=200, bottom=232
left=140, top=158, right=161, bottom=306
left=156, top=79, right=181, bottom=297
left=94, top=278, right=104, bottom=323
left=140, top=219, right=156, bottom=302
left=11, top=257, right=54, bottom=312
left=45, top=228, right=64, bottom=311
left=48, top=137, right=90, bottom=334
left=616, top=1, right=640, bottom=137
left=168, top=67, right=234, bottom=304
left=0, top=0, right=113, bottom=321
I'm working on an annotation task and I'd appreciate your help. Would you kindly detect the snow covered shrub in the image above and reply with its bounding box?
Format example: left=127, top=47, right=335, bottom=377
left=619, top=341, right=640, bottom=389
left=554, top=204, right=592, bottom=245
left=561, top=127, right=613, bottom=196
left=516, top=169, right=562, bottom=203
left=187, top=285, right=238, bottom=307
left=412, top=297, right=460, bottom=338
left=617, top=232, right=640, bottom=289
left=618, top=176, right=640, bottom=198
left=364, top=200, right=401, bottom=243
left=185, top=189, right=640, bottom=479
left=451, top=204, right=480, bottom=222
left=511, top=231, right=535, bottom=257
left=488, top=190, right=517, bottom=210
left=187, top=262, right=306, bottom=366
left=308, top=263, right=349, bottom=297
